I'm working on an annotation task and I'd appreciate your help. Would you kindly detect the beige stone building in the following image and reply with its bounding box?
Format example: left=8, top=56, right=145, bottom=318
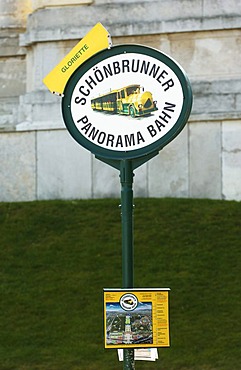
left=1, top=0, right=241, bottom=201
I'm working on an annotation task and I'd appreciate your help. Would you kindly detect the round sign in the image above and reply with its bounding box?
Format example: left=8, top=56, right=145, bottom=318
left=62, top=44, right=192, bottom=160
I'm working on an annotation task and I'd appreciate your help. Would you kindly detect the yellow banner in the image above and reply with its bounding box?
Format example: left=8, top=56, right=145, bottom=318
left=43, top=23, right=112, bottom=95
left=104, top=288, right=170, bottom=349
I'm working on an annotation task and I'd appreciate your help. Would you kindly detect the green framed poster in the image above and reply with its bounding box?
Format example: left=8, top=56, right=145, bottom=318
left=62, top=44, right=192, bottom=160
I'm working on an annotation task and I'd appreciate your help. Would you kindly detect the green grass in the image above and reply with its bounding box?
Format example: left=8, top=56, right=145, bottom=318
left=0, top=198, right=240, bottom=370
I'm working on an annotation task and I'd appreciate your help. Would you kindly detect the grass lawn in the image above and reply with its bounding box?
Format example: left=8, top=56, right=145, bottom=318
left=0, top=198, right=241, bottom=370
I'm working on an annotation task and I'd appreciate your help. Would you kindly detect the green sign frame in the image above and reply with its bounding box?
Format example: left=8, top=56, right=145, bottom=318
left=62, top=44, right=192, bottom=161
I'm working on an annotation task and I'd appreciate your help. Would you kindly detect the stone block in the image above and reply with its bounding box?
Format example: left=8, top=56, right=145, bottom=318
left=32, top=102, right=63, bottom=125
left=92, top=158, right=148, bottom=199
left=189, top=122, right=222, bottom=199
left=133, top=163, right=148, bottom=198
left=168, top=29, right=241, bottom=81
left=148, top=126, right=189, bottom=198
left=16, top=90, right=65, bottom=129
left=0, top=97, right=19, bottom=128
left=203, top=0, right=241, bottom=17
left=189, top=79, right=241, bottom=122
left=0, top=29, right=26, bottom=57
left=0, top=131, right=36, bottom=201
left=37, top=129, right=92, bottom=199
left=0, top=0, right=31, bottom=28
left=92, top=159, right=120, bottom=198
left=222, top=121, right=241, bottom=201
left=113, top=34, right=164, bottom=52
left=0, top=57, right=26, bottom=98
left=193, top=88, right=235, bottom=116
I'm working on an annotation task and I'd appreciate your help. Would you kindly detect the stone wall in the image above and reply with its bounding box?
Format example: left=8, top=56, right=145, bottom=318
left=1, top=0, right=241, bottom=202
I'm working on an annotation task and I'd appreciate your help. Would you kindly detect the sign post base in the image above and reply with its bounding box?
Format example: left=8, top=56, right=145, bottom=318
left=123, top=348, right=135, bottom=370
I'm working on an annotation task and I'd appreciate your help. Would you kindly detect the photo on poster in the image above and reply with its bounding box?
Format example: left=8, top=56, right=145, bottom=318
left=106, top=296, right=153, bottom=346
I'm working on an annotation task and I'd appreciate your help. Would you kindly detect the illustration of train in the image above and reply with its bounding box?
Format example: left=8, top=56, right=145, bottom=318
left=91, top=84, right=158, bottom=118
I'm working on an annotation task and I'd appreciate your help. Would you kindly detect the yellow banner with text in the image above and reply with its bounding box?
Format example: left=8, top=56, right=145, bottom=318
left=43, top=23, right=111, bottom=95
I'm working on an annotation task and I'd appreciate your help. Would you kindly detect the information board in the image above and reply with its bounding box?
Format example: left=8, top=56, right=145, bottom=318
left=104, top=288, right=170, bottom=349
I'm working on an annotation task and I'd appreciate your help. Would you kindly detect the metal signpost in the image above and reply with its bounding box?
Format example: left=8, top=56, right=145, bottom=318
left=44, top=26, right=192, bottom=369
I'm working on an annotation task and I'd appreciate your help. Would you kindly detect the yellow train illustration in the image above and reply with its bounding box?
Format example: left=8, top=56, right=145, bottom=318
left=91, top=84, right=158, bottom=118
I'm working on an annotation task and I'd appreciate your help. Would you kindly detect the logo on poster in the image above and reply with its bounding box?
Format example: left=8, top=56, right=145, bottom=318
left=120, top=293, right=138, bottom=311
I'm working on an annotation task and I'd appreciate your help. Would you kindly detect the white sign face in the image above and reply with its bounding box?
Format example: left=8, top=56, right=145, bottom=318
left=62, top=45, right=192, bottom=160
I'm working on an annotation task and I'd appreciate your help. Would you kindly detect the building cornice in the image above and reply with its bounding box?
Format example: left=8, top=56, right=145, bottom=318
left=20, top=1, right=241, bottom=46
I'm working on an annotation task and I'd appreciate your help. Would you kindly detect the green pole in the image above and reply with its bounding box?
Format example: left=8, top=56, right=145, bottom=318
left=120, top=159, right=135, bottom=370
